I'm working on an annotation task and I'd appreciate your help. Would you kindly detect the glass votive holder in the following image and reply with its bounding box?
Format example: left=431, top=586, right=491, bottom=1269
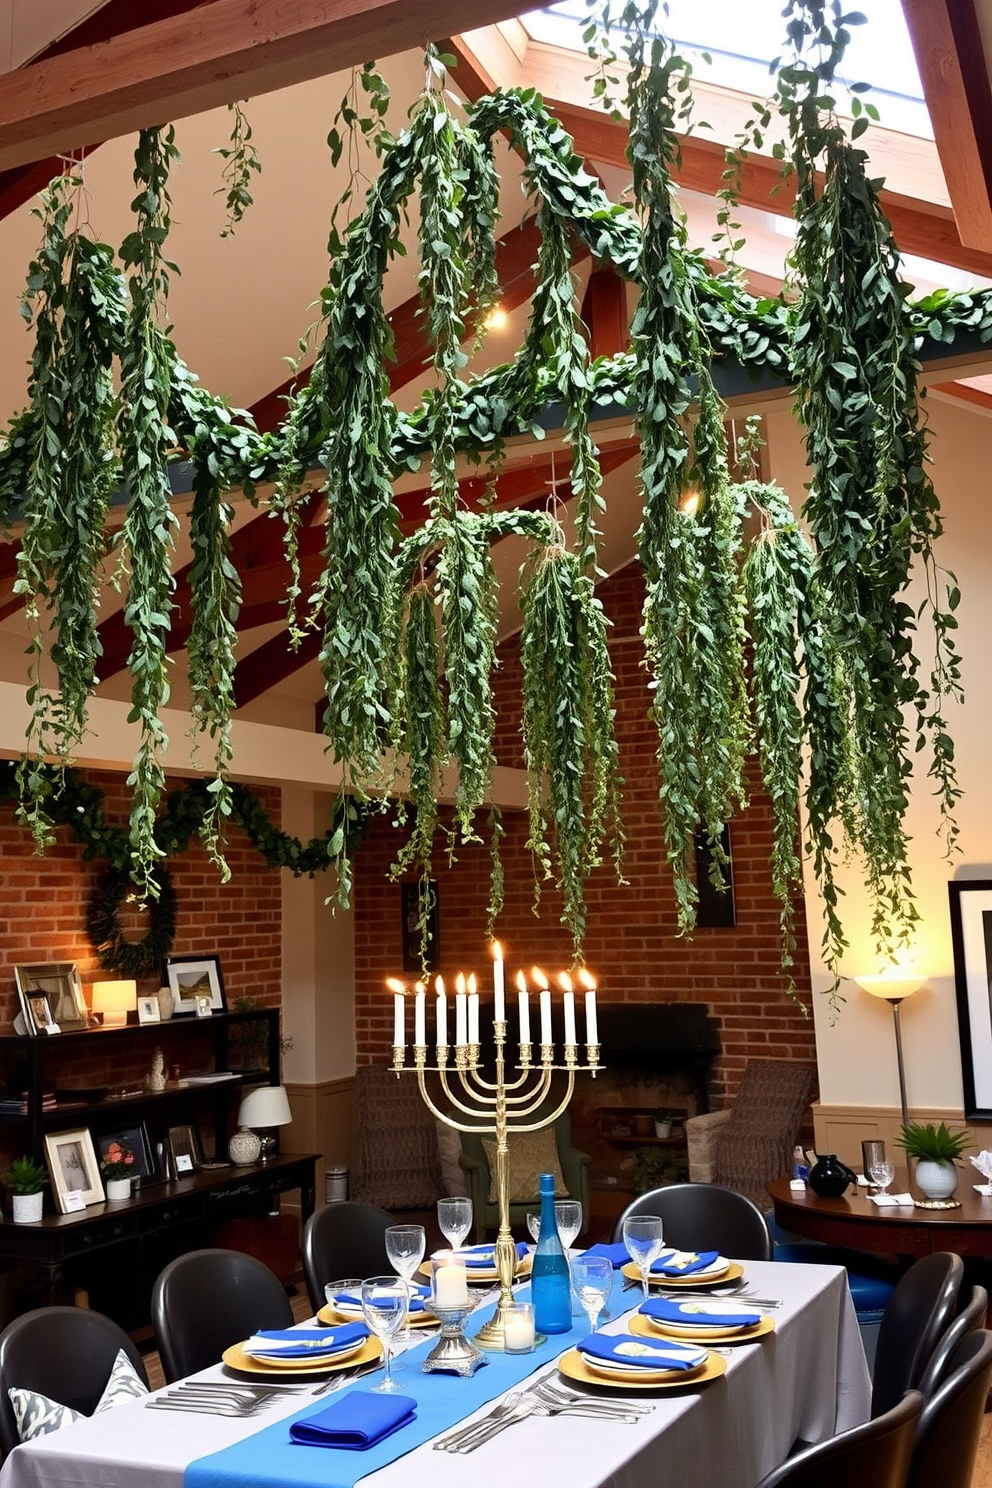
left=503, top=1302, right=536, bottom=1354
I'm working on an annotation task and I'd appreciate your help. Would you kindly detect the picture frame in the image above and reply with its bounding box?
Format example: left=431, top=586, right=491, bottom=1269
left=195, top=994, right=213, bottom=1019
left=164, top=955, right=226, bottom=1015
left=136, top=995, right=161, bottom=1025
left=14, top=962, right=88, bottom=1034
left=167, top=1123, right=201, bottom=1175
left=950, top=880, right=992, bottom=1119
left=43, top=1128, right=105, bottom=1212
left=401, top=880, right=439, bottom=974
left=94, top=1122, right=156, bottom=1183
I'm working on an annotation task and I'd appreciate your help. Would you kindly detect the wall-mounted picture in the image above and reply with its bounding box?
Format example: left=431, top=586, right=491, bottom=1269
left=167, top=1123, right=201, bottom=1175
left=136, top=995, right=161, bottom=1025
left=401, top=880, right=439, bottom=973
left=15, top=963, right=88, bottom=1034
left=164, top=955, right=226, bottom=1015
left=43, top=1128, right=105, bottom=1212
left=951, top=880, right=992, bottom=1118
left=94, top=1123, right=155, bottom=1183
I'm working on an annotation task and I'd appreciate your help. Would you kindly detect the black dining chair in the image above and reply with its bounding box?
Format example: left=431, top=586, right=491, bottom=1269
left=754, top=1390, right=923, bottom=1488
left=907, top=1329, right=992, bottom=1488
left=915, top=1281, right=987, bottom=1400
left=151, top=1247, right=294, bottom=1382
left=870, top=1252, right=963, bottom=1418
left=612, top=1182, right=773, bottom=1261
left=0, top=1305, right=149, bottom=1460
left=301, top=1201, right=395, bottom=1312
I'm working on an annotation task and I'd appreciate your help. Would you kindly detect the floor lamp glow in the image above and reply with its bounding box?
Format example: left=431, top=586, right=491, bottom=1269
left=855, top=976, right=923, bottom=1128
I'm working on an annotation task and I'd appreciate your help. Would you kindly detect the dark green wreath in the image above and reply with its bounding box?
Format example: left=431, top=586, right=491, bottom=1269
left=86, top=864, right=178, bottom=976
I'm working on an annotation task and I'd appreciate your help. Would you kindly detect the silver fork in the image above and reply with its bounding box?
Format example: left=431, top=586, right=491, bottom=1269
left=526, top=1384, right=644, bottom=1422
left=533, top=1380, right=655, bottom=1415
left=448, top=1394, right=539, bottom=1452
left=146, top=1399, right=270, bottom=1417
left=433, top=1391, right=529, bottom=1452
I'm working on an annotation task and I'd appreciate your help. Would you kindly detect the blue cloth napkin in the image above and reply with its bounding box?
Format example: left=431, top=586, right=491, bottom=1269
left=650, top=1249, right=721, bottom=1276
left=582, top=1242, right=630, bottom=1267
left=640, top=1297, right=760, bottom=1329
left=333, top=1286, right=431, bottom=1313
left=288, top=1391, right=417, bottom=1450
left=577, top=1331, right=707, bottom=1372
left=454, top=1242, right=528, bottom=1268
left=245, top=1324, right=368, bottom=1360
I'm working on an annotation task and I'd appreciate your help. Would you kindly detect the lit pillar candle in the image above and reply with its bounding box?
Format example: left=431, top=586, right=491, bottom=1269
left=414, top=982, right=426, bottom=1046
left=435, top=975, right=447, bottom=1048
left=386, top=978, right=406, bottom=1046
left=578, top=968, right=598, bottom=1043
left=455, top=973, right=467, bottom=1048
left=492, top=941, right=505, bottom=1023
left=516, top=970, right=531, bottom=1044
left=532, top=967, right=551, bottom=1045
left=559, top=973, right=576, bottom=1044
left=433, top=1253, right=469, bottom=1308
left=467, top=973, right=480, bottom=1045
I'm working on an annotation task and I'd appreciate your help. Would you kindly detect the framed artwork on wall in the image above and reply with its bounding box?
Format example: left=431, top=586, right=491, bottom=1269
left=164, top=955, right=226, bottom=1015
left=950, top=879, right=992, bottom=1119
left=43, top=1128, right=105, bottom=1212
left=14, top=963, right=88, bottom=1034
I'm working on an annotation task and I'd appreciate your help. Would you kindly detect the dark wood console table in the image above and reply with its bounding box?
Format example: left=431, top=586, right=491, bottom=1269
left=768, top=1171, right=992, bottom=1258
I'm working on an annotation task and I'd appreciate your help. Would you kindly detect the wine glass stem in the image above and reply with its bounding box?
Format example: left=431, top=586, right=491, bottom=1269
left=382, top=1338, right=393, bottom=1387
left=641, top=1267, right=650, bottom=1303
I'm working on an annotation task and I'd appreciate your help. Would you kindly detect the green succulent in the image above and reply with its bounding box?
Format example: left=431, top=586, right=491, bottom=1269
left=5, top=1157, right=49, bottom=1195
left=896, top=1122, right=970, bottom=1165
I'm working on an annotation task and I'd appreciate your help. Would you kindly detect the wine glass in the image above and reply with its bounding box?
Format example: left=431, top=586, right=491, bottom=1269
left=437, top=1197, right=473, bottom=1251
left=385, top=1223, right=426, bottom=1340
left=526, top=1211, right=541, bottom=1245
left=571, top=1253, right=613, bottom=1333
left=555, top=1199, right=583, bottom=1315
left=360, top=1277, right=407, bottom=1392
left=623, top=1213, right=665, bottom=1303
left=870, top=1160, right=896, bottom=1197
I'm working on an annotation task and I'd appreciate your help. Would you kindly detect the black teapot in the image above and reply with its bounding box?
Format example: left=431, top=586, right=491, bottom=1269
left=808, top=1153, right=857, bottom=1198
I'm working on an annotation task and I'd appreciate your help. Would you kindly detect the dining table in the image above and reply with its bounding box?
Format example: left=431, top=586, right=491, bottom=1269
left=768, top=1170, right=992, bottom=1257
left=0, top=1259, right=870, bottom=1488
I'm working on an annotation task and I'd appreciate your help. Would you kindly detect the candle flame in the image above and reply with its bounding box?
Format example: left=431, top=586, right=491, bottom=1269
left=558, top=972, right=573, bottom=992
left=467, top=972, right=478, bottom=995
left=455, top=972, right=466, bottom=995
left=577, top=968, right=597, bottom=990
left=414, top=982, right=425, bottom=995
left=531, top=966, right=549, bottom=991
left=492, top=940, right=503, bottom=961
left=385, top=978, right=406, bottom=994
left=435, top=975, right=445, bottom=996
left=515, top=970, right=527, bottom=993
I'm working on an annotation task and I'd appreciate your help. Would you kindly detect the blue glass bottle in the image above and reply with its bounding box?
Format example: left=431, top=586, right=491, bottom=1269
left=531, top=1172, right=571, bottom=1334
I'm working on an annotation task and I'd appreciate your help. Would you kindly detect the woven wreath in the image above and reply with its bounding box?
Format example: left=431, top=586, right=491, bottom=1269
left=86, top=865, right=178, bottom=977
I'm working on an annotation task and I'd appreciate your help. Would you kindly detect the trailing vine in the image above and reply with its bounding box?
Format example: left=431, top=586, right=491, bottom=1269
left=213, top=102, right=262, bottom=238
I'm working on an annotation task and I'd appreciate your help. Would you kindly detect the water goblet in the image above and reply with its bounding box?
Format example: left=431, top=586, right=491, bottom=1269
left=437, top=1197, right=473, bottom=1251
left=555, top=1199, right=583, bottom=1315
left=870, top=1160, right=896, bottom=1197
left=571, top=1253, right=613, bottom=1333
left=623, top=1213, right=665, bottom=1303
left=385, top=1223, right=426, bottom=1340
left=360, top=1276, right=407, bottom=1392
left=526, top=1211, right=541, bottom=1245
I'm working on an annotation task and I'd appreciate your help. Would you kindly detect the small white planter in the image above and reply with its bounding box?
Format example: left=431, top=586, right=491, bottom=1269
left=915, top=1159, right=959, bottom=1200
left=105, top=1178, right=132, bottom=1202
left=12, top=1192, right=43, bottom=1223
left=654, top=1121, right=673, bottom=1140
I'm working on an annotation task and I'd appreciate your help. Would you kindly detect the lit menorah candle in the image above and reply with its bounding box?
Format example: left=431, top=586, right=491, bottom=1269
left=531, top=966, right=552, bottom=1046
left=557, top=971, right=577, bottom=1044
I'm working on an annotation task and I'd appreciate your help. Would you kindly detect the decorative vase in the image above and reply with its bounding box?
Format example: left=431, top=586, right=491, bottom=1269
left=808, top=1154, right=852, bottom=1198
left=157, top=985, right=175, bottom=1021
left=915, top=1159, right=959, bottom=1200
left=106, top=1177, right=131, bottom=1201
left=228, top=1127, right=261, bottom=1165
left=12, top=1192, right=43, bottom=1223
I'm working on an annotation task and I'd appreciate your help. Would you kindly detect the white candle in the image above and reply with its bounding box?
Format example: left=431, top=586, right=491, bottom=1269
left=434, top=1256, right=468, bottom=1308
left=540, top=989, right=552, bottom=1046
left=455, top=971, right=467, bottom=1047
left=414, top=986, right=426, bottom=1046
left=468, top=989, right=480, bottom=1045
left=585, top=989, right=598, bottom=1044
left=503, top=1307, right=535, bottom=1351
left=563, top=991, right=576, bottom=1045
left=518, top=979, right=531, bottom=1045
left=435, top=975, right=447, bottom=1047
left=393, top=994, right=404, bottom=1047
left=492, top=941, right=505, bottom=1022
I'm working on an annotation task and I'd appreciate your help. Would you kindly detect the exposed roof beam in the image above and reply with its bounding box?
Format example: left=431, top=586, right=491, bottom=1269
left=0, top=0, right=532, bottom=173
left=901, top=0, right=992, bottom=252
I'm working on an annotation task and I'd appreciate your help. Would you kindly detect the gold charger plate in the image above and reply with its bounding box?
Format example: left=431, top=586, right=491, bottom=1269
left=418, top=1253, right=533, bottom=1284
left=318, top=1303, right=438, bottom=1328
left=630, top=1310, right=774, bottom=1345
left=222, top=1335, right=382, bottom=1378
left=621, top=1260, right=744, bottom=1290
left=559, top=1347, right=726, bottom=1391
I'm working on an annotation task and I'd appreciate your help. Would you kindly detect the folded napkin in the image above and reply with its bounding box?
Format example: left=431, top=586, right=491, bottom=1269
left=332, top=1285, right=431, bottom=1313
left=869, top=1193, right=914, bottom=1208
left=582, top=1242, right=630, bottom=1267
left=244, top=1323, right=368, bottom=1360
left=289, top=1391, right=417, bottom=1450
left=650, top=1249, right=721, bottom=1277
left=454, top=1242, right=528, bottom=1268
left=578, top=1332, right=707, bottom=1372
left=640, top=1297, right=761, bottom=1330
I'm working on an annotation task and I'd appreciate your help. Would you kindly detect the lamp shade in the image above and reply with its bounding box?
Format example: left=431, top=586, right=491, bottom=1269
left=855, top=975, right=923, bottom=1002
left=91, top=979, right=137, bottom=1027
left=238, top=1084, right=293, bottom=1128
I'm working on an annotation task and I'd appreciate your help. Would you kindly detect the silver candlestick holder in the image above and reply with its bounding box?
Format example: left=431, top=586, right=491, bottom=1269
left=421, top=1298, right=486, bottom=1376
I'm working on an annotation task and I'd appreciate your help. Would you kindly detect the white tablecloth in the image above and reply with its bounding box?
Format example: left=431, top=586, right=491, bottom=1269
left=0, top=1261, right=870, bottom=1488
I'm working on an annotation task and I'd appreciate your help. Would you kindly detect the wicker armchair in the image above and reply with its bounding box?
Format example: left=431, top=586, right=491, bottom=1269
left=685, top=1059, right=816, bottom=1210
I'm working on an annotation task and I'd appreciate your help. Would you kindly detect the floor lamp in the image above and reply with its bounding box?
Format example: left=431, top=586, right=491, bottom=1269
left=855, top=976, right=922, bottom=1128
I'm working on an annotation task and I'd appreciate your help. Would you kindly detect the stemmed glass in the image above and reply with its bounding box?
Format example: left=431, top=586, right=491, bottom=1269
left=571, top=1253, right=613, bottom=1333
left=554, top=1199, right=583, bottom=1315
left=437, top=1197, right=473, bottom=1251
left=385, top=1223, right=426, bottom=1340
left=623, top=1213, right=665, bottom=1303
left=360, top=1276, right=407, bottom=1392
left=870, top=1160, right=896, bottom=1197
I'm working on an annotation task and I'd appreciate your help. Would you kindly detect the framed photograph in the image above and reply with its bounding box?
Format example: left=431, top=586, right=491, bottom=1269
left=167, top=1123, right=201, bottom=1175
left=401, top=880, right=439, bottom=974
left=136, top=995, right=161, bottom=1025
left=164, top=955, right=226, bottom=1015
left=94, top=1123, right=155, bottom=1182
left=43, top=1128, right=105, bottom=1212
left=951, top=880, right=992, bottom=1118
left=195, top=994, right=213, bottom=1019
left=15, top=962, right=88, bottom=1034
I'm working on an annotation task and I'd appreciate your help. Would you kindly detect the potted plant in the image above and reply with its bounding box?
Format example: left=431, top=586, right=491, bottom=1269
left=896, top=1122, right=970, bottom=1200
left=5, top=1157, right=48, bottom=1222
left=654, top=1109, right=674, bottom=1140
left=100, top=1138, right=135, bottom=1201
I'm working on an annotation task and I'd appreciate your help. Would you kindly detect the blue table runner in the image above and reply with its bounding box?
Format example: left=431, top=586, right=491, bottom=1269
left=184, top=1273, right=630, bottom=1488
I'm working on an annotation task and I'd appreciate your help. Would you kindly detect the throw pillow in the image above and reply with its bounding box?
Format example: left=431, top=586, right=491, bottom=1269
left=9, top=1389, right=83, bottom=1443
left=482, top=1128, right=567, bottom=1203
left=94, top=1349, right=148, bottom=1412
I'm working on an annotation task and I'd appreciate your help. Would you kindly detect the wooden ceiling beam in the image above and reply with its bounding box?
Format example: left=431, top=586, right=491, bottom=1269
left=0, top=0, right=531, bottom=173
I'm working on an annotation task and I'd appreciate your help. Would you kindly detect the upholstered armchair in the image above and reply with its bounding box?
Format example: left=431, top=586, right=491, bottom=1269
left=685, top=1059, right=816, bottom=1210
left=459, top=1110, right=591, bottom=1241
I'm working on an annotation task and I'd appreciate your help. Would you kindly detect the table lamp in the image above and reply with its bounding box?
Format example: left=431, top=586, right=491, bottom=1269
left=855, top=974, right=923, bottom=1128
left=91, top=979, right=137, bottom=1028
left=237, top=1084, right=293, bottom=1162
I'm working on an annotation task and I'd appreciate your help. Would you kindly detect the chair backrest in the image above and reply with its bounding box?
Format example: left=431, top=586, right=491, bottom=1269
left=754, top=1390, right=923, bottom=1488
left=0, top=1305, right=148, bottom=1459
left=916, top=1283, right=987, bottom=1400
left=871, top=1252, right=964, bottom=1418
left=151, top=1247, right=294, bottom=1382
left=302, top=1201, right=395, bottom=1312
left=713, top=1059, right=816, bottom=1210
left=351, top=1065, right=445, bottom=1211
left=611, top=1182, right=773, bottom=1260
left=907, top=1329, right=992, bottom=1488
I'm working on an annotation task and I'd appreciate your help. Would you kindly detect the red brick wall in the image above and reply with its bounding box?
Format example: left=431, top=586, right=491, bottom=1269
left=353, top=561, right=816, bottom=1105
